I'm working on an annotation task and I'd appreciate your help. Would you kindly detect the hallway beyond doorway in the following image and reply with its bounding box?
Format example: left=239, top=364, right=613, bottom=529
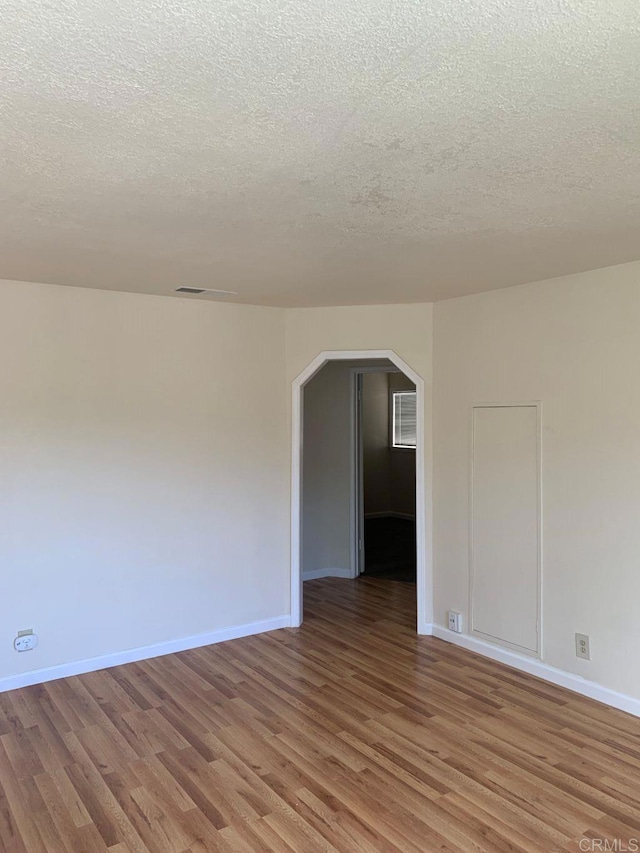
left=362, top=517, right=416, bottom=583
left=292, top=349, right=427, bottom=631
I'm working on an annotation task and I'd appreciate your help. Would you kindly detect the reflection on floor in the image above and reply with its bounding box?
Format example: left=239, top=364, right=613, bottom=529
left=362, top=516, right=416, bottom=583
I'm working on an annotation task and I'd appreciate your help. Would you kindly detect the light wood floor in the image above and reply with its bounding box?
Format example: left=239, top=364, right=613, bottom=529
left=1, top=578, right=639, bottom=853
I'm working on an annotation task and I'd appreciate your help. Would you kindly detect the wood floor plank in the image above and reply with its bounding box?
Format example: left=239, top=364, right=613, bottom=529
left=0, top=577, right=638, bottom=852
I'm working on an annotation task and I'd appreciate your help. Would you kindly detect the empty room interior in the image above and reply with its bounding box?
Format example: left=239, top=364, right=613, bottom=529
left=1, top=2, right=639, bottom=851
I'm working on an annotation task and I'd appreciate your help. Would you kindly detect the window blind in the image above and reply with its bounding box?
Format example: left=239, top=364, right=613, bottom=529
left=392, top=391, right=417, bottom=447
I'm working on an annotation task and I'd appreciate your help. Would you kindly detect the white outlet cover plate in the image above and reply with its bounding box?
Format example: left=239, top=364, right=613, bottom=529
left=14, top=634, right=38, bottom=652
left=448, top=611, right=462, bottom=633
left=575, top=633, right=590, bottom=660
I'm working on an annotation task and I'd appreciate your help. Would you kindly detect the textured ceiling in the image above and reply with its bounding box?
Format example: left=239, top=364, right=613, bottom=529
left=1, top=0, right=639, bottom=306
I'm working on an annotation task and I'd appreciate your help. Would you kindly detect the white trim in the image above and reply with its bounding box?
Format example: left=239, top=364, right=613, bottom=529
left=431, top=624, right=640, bottom=719
left=303, top=568, right=353, bottom=581
left=0, top=616, right=291, bottom=694
left=291, top=349, right=429, bottom=633
left=364, top=511, right=416, bottom=521
left=469, top=402, right=543, bottom=658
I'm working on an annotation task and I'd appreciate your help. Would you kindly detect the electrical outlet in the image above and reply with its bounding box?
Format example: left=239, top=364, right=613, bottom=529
left=575, top=633, right=590, bottom=660
left=448, top=611, right=462, bottom=633
left=14, top=630, right=38, bottom=652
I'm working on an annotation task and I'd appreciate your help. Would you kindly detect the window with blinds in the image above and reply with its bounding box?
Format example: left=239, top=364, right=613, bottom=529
left=392, top=391, right=417, bottom=448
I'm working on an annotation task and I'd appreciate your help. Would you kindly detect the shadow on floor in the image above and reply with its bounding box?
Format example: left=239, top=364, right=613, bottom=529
left=361, top=516, right=416, bottom=583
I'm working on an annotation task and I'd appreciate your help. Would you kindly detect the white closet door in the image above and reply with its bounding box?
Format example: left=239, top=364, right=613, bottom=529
left=471, top=405, right=540, bottom=654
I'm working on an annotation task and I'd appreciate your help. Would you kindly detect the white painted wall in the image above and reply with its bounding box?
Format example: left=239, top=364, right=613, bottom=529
left=0, top=279, right=290, bottom=681
left=434, top=260, right=640, bottom=700
left=471, top=405, right=539, bottom=654
left=286, top=304, right=433, bottom=385
left=302, top=362, right=353, bottom=576
left=9, top=263, right=640, bottom=710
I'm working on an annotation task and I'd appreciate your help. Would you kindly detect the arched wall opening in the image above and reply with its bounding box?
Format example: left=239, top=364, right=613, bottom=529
left=291, top=350, right=429, bottom=631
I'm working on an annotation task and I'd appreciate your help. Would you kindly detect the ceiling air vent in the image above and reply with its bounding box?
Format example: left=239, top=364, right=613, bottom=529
left=175, top=287, right=238, bottom=296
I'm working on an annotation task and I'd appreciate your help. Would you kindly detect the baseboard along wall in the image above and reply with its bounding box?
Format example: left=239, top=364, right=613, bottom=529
left=421, top=623, right=640, bottom=719
left=302, top=567, right=353, bottom=581
left=0, top=616, right=291, bottom=694
left=4, top=608, right=637, bottom=721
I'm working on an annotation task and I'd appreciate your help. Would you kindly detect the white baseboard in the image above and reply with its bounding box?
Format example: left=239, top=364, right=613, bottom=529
left=303, top=567, right=353, bottom=581
left=6, top=613, right=635, bottom=719
left=430, top=624, right=640, bottom=719
left=364, top=511, right=416, bottom=521
left=0, top=616, right=291, bottom=695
